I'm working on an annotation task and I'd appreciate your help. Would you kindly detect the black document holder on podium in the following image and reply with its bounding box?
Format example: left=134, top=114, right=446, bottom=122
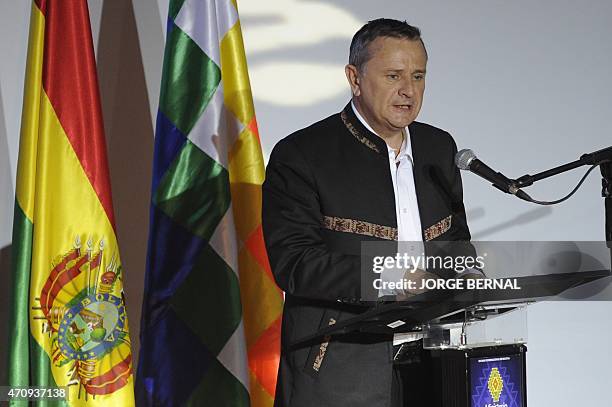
left=294, top=270, right=611, bottom=407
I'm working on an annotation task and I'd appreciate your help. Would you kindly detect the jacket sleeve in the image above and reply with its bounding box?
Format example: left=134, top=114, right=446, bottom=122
left=262, top=137, right=374, bottom=302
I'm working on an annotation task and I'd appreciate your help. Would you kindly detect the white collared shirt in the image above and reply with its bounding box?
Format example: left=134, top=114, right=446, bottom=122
left=351, top=102, right=423, bottom=243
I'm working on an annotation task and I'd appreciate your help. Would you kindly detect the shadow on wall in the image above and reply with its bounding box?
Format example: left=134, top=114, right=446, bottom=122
left=471, top=206, right=553, bottom=240
left=0, top=55, right=14, bottom=387
left=0, top=244, right=12, bottom=387
left=96, top=0, right=158, bottom=368
left=0, top=83, right=13, bottom=244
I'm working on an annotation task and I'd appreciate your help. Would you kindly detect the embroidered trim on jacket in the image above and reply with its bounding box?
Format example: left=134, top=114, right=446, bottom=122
left=322, top=215, right=397, bottom=241
left=340, top=110, right=380, bottom=153
left=424, top=215, right=452, bottom=241
left=312, top=318, right=337, bottom=372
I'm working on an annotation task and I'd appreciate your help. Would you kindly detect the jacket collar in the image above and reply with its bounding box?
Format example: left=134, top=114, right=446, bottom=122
left=340, top=102, right=386, bottom=154
left=340, top=101, right=418, bottom=155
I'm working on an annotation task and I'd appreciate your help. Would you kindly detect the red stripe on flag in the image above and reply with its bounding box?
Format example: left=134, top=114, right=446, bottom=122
left=245, top=225, right=282, bottom=291
left=248, top=316, right=281, bottom=397
left=34, top=0, right=47, bottom=15
left=246, top=116, right=261, bottom=144
left=41, top=0, right=116, bottom=228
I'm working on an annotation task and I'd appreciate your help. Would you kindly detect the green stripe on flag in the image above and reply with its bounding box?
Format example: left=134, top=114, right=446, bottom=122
left=8, top=203, right=66, bottom=407
left=25, top=336, right=67, bottom=407
left=185, top=358, right=250, bottom=407
left=168, top=0, right=185, bottom=20
left=8, top=202, right=33, bottom=389
left=154, top=141, right=231, bottom=241
left=159, top=26, right=221, bottom=135
left=169, top=0, right=187, bottom=21
left=170, top=244, right=242, bottom=355
left=8, top=337, right=65, bottom=407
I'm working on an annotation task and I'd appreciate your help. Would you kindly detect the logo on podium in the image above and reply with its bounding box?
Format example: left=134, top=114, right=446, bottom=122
left=487, top=367, right=504, bottom=402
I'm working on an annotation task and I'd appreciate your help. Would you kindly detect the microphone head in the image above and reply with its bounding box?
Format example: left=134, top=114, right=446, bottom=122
left=455, top=149, right=476, bottom=170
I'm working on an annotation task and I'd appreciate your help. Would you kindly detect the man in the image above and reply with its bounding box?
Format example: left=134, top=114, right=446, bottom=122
left=262, top=18, right=472, bottom=407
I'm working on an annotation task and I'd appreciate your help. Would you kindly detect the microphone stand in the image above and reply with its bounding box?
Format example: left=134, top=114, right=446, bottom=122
left=512, top=146, right=612, bottom=267
left=512, top=146, right=612, bottom=189
left=601, top=161, right=612, bottom=248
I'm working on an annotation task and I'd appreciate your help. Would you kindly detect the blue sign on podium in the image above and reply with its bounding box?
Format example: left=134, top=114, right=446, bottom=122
left=470, top=353, right=525, bottom=407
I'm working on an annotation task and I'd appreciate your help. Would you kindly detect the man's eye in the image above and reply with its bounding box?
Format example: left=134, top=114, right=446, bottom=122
left=413, top=74, right=425, bottom=80
left=387, top=74, right=399, bottom=80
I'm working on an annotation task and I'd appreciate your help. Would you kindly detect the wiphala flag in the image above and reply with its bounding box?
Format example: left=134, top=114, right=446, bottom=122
left=136, top=0, right=283, bottom=406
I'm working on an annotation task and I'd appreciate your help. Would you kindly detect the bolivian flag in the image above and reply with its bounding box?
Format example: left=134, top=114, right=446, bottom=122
left=7, top=1, right=135, bottom=405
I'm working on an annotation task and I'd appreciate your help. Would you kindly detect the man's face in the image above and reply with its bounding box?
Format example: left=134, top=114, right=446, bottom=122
left=346, top=36, right=427, bottom=138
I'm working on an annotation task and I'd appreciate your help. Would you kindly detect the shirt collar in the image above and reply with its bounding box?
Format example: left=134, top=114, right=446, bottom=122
left=350, top=101, right=413, bottom=160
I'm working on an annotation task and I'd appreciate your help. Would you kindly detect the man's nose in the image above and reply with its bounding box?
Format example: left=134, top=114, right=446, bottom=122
left=399, top=79, right=415, bottom=98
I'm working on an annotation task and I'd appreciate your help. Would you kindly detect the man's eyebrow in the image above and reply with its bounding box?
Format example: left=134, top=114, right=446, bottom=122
left=383, top=68, right=427, bottom=74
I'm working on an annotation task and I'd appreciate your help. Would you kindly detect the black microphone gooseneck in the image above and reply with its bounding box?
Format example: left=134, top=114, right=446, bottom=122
left=455, top=149, right=531, bottom=201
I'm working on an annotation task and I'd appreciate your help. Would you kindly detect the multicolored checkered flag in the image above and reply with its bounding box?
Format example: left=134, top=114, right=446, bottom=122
left=136, top=1, right=283, bottom=405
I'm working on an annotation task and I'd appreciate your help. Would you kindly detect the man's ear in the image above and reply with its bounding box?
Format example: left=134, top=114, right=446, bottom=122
left=345, top=64, right=361, bottom=97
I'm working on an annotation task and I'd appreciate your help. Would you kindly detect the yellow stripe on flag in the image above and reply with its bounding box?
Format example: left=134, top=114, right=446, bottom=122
left=220, top=20, right=256, bottom=126
left=239, top=249, right=283, bottom=346
left=249, top=371, right=275, bottom=407
left=229, top=126, right=266, bottom=186
left=16, top=3, right=45, bottom=221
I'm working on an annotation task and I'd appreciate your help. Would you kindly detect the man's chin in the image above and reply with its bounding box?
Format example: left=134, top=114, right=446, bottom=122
left=388, top=112, right=418, bottom=128
left=389, top=118, right=416, bottom=129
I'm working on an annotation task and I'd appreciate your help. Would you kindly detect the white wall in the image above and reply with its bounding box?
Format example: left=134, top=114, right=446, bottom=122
left=1, top=0, right=611, bottom=404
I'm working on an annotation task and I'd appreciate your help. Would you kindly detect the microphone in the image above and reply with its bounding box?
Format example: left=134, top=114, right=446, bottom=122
left=455, top=149, right=530, bottom=200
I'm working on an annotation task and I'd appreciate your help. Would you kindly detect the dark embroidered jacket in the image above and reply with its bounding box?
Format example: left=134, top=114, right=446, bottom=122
left=262, top=103, right=472, bottom=407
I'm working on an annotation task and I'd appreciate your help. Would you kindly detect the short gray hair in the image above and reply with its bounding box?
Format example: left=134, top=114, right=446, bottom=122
left=349, top=18, right=427, bottom=71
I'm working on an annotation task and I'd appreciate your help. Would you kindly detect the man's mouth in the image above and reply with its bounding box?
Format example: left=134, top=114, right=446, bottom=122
left=394, top=104, right=412, bottom=111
